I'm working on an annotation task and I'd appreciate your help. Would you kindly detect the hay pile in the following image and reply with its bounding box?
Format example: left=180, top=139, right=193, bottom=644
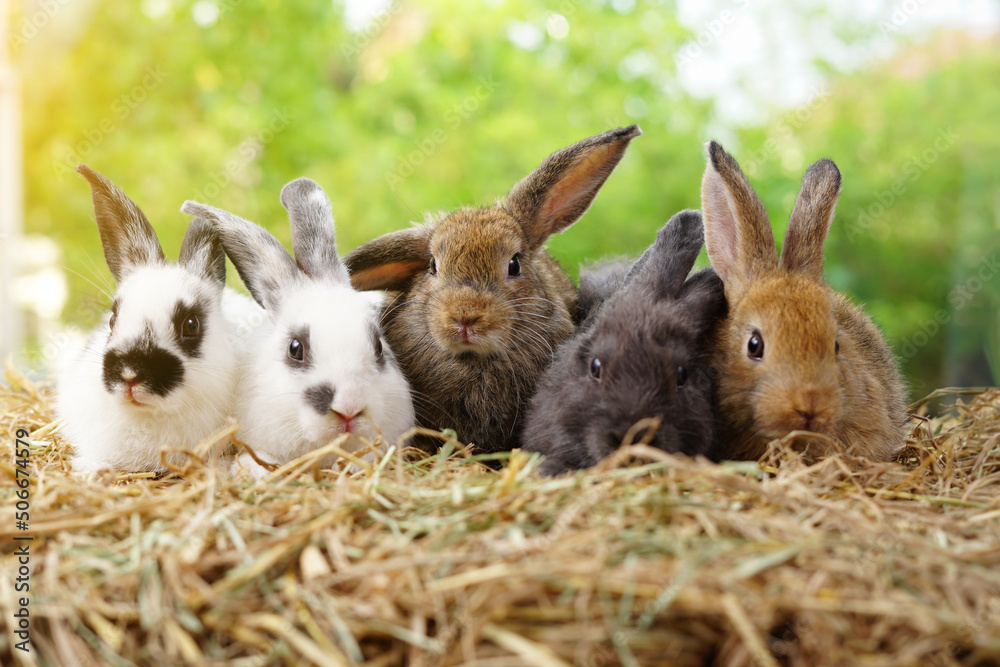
left=2, top=364, right=999, bottom=667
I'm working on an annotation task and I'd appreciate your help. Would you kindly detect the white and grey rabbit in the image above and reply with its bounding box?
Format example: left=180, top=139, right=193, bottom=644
left=181, top=178, right=416, bottom=479
left=521, top=210, right=728, bottom=475
left=57, top=165, right=249, bottom=473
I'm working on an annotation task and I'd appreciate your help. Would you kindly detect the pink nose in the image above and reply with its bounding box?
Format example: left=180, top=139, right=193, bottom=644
left=333, top=409, right=362, bottom=433
left=453, top=316, right=481, bottom=341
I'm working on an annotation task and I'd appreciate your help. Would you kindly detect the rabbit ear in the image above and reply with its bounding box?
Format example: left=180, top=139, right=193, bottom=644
left=180, top=201, right=299, bottom=310
left=626, top=210, right=705, bottom=301
left=507, top=125, right=641, bottom=250
left=76, top=165, right=165, bottom=282
left=280, top=177, right=350, bottom=285
left=779, top=159, right=841, bottom=281
left=677, top=268, right=728, bottom=332
left=700, top=142, right=777, bottom=301
left=178, top=217, right=226, bottom=286
left=344, top=227, right=431, bottom=292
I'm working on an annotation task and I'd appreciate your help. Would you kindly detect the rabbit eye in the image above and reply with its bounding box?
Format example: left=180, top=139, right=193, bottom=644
left=374, top=336, right=384, bottom=361
left=589, top=357, right=602, bottom=381
left=835, top=340, right=841, bottom=355
left=181, top=315, right=200, bottom=341
left=747, top=332, right=764, bottom=360
left=429, top=258, right=438, bottom=276
left=288, top=338, right=305, bottom=363
left=677, top=366, right=688, bottom=387
left=508, top=254, right=522, bottom=278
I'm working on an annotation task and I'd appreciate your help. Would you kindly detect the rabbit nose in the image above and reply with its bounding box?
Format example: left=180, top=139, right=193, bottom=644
left=796, top=410, right=817, bottom=431
left=452, top=316, right=481, bottom=341
left=333, top=408, right=363, bottom=433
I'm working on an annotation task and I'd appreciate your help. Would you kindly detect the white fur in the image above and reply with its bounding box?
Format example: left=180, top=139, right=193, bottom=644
left=233, top=280, right=414, bottom=479
left=57, top=266, right=248, bottom=473
left=183, top=181, right=416, bottom=480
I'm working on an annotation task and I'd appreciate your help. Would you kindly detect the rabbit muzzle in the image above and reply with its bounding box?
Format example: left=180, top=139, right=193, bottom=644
left=102, top=342, right=184, bottom=406
left=429, top=286, right=505, bottom=356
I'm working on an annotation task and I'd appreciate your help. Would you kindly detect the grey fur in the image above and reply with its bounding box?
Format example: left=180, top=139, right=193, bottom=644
left=178, top=217, right=226, bottom=286
left=521, top=210, right=728, bottom=475
left=180, top=200, right=300, bottom=311
left=281, top=178, right=350, bottom=284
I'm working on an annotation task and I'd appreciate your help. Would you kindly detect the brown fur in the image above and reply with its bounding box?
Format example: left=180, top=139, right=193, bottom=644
left=346, top=127, right=641, bottom=453
left=702, top=142, right=908, bottom=461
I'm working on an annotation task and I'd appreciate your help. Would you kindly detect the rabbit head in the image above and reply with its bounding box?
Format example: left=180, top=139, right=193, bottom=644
left=344, top=126, right=642, bottom=454
left=523, top=211, right=727, bottom=475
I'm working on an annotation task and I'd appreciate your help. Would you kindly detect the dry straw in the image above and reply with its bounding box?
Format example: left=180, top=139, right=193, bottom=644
left=1, top=362, right=999, bottom=666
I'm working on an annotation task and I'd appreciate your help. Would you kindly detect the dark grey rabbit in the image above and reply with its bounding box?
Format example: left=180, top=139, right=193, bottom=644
left=521, top=209, right=728, bottom=476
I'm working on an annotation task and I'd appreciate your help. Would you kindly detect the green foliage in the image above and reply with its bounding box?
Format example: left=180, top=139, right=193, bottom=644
left=11, top=0, right=999, bottom=392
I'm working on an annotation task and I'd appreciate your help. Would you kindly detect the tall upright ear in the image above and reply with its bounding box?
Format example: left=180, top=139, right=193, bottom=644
left=280, top=177, right=350, bottom=285
left=779, top=158, right=840, bottom=281
left=506, top=125, right=641, bottom=250
left=178, top=217, right=226, bottom=287
left=180, top=201, right=299, bottom=310
left=344, top=227, right=431, bottom=292
left=626, top=209, right=705, bottom=300
left=700, top=141, right=777, bottom=302
left=76, top=165, right=165, bottom=283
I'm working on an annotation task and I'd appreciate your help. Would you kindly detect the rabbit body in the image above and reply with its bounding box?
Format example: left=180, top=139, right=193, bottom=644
left=701, top=142, right=908, bottom=460
left=522, top=210, right=728, bottom=475
left=58, top=166, right=240, bottom=473
left=345, top=126, right=642, bottom=454
left=182, top=178, right=415, bottom=478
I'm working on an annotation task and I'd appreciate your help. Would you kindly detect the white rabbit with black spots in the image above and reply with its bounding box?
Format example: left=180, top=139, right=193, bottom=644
left=58, top=165, right=248, bottom=473
left=182, top=178, right=415, bottom=479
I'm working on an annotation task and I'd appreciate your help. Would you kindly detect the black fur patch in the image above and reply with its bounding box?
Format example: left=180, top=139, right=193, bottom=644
left=103, top=342, right=184, bottom=397
left=172, top=300, right=208, bottom=358
left=285, top=326, right=312, bottom=370
left=304, top=383, right=334, bottom=416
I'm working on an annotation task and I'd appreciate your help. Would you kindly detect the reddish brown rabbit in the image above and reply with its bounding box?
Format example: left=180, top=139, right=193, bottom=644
left=701, top=141, right=908, bottom=461
left=345, top=126, right=641, bottom=454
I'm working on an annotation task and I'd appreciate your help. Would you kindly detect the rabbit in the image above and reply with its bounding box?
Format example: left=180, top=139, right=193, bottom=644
left=344, top=126, right=642, bottom=455
left=57, top=165, right=247, bottom=473
left=521, top=210, right=728, bottom=475
left=181, top=177, right=416, bottom=479
left=700, top=141, right=908, bottom=461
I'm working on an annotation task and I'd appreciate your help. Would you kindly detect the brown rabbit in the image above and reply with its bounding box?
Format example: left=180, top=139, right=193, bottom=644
left=701, top=141, right=908, bottom=461
left=345, top=126, right=641, bottom=454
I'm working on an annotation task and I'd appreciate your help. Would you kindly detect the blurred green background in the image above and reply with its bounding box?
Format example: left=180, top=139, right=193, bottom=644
left=6, top=0, right=1000, bottom=397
